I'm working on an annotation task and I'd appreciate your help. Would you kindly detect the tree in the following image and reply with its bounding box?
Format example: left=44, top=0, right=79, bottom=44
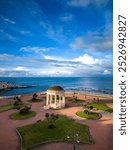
left=45, top=113, right=59, bottom=129
left=84, top=109, right=89, bottom=115
left=12, top=96, right=23, bottom=109
left=89, top=106, right=93, bottom=110
left=19, top=104, right=31, bottom=115
left=32, top=93, right=38, bottom=101
left=13, top=96, right=21, bottom=102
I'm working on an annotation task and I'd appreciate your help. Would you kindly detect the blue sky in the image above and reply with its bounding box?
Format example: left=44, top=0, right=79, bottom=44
left=0, top=0, right=113, bottom=77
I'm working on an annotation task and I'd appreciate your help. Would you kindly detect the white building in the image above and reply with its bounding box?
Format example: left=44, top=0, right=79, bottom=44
left=44, top=85, right=65, bottom=109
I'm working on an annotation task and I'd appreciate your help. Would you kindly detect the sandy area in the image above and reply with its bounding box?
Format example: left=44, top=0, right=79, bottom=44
left=0, top=92, right=113, bottom=150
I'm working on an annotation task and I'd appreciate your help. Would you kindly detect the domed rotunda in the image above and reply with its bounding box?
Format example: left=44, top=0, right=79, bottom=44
left=44, top=85, right=65, bottom=109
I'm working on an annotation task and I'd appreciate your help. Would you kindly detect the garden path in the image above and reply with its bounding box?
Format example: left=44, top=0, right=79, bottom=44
left=0, top=98, right=112, bottom=150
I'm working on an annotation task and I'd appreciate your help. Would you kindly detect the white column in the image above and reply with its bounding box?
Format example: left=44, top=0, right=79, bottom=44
left=55, top=94, right=57, bottom=107
left=62, top=96, right=65, bottom=106
left=46, top=94, right=49, bottom=105
left=50, top=94, right=52, bottom=106
left=60, top=95, right=62, bottom=106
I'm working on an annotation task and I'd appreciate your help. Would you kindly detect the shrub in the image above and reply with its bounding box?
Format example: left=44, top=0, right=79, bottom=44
left=89, top=106, right=93, bottom=110
left=13, top=96, right=21, bottom=102
left=83, top=104, right=90, bottom=109
left=32, top=98, right=36, bottom=101
left=84, top=109, right=89, bottom=114
left=72, top=97, right=77, bottom=102
left=19, top=104, right=31, bottom=115
left=83, top=104, right=87, bottom=108
left=13, top=100, right=20, bottom=106
left=45, top=113, right=59, bottom=129
left=105, top=108, right=113, bottom=113
left=32, top=93, right=38, bottom=101
left=12, top=98, right=23, bottom=109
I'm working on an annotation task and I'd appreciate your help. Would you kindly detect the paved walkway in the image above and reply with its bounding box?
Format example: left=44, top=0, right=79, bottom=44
left=0, top=99, right=112, bottom=150
left=0, top=100, right=53, bottom=150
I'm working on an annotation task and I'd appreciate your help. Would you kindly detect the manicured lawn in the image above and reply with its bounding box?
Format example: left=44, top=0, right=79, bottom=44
left=84, top=102, right=113, bottom=113
left=0, top=102, right=25, bottom=112
left=17, top=115, right=93, bottom=149
left=10, top=111, right=36, bottom=120
left=76, top=111, right=101, bottom=119
left=69, top=98, right=84, bottom=103
left=0, top=104, right=13, bottom=112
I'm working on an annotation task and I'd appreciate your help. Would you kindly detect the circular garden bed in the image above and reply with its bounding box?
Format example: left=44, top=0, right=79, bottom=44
left=10, top=111, right=36, bottom=120
left=76, top=110, right=101, bottom=120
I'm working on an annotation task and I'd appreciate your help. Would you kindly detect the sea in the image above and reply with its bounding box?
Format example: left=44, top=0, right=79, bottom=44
left=0, top=77, right=113, bottom=96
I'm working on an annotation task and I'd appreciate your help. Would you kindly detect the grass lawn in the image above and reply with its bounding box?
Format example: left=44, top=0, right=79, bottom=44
left=17, top=115, right=93, bottom=149
left=0, top=102, right=25, bottom=113
left=76, top=111, right=101, bottom=119
left=69, top=98, right=84, bottom=103
left=84, top=102, right=113, bottom=113
left=10, top=111, right=36, bottom=120
left=0, top=104, right=13, bottom=112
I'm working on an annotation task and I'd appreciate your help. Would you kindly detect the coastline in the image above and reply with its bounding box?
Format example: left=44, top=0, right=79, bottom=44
left=65, top=90, right=113, bottom=98
left=0, top=77, right=113, bottom=97
left=0, top=90, right=113, bottom=101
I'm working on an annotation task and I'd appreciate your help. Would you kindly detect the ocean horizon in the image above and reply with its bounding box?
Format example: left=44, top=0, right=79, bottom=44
left=0, top=77, right=113, bottom=96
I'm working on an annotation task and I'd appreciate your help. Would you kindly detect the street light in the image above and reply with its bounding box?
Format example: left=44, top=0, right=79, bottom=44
left=67, top=129, right=80, bottom=150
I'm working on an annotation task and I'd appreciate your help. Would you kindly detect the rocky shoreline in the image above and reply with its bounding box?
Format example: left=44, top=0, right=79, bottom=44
left=0, top=81, right=34, bottom=91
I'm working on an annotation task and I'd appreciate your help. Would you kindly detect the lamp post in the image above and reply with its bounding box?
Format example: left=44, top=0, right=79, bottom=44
left=67, top=129, right=80, bottom=150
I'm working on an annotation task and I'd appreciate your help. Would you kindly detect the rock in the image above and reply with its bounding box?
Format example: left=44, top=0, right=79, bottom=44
left=0, top=81, right=34, bottom=91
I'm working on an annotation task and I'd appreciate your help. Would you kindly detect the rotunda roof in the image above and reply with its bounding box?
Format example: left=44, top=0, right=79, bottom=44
left=48, top=85, right=64, bottom=91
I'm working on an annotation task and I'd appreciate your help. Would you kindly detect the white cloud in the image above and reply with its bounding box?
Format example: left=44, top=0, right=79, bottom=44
left=103, top=69, right=112, bottom=75
left=5, top=33, right=17, bottom=42
left=0, top=66, right=30, bottom=77
left=60, top=13, right=73, bottom=22
left=0, top=53, right=13, bottom=59
left=67, top=0, right=109, bottom=7
left=20, top=30, right=31, bottom=35
left=72, top=53, right=99, bottom=65
left=40, top=21, right=66, bottom=42
left=0, top=26, right=17, bottom=42
left=0, top=52, right=112, bottom=77
left=0, top=66, right=29, bottom=72
left=43, top=55, right=67, bottom=62
left=1, top=16, right=15, bottom=24
left=67, top=0, right=90, bottom=7
left=38, top=69, right=73, bottom=77
left=15, top=66, right=29, bottom=71
left=70, top=29, right=112, bottom=52
left=0, top=53, right=20, bottom=61
left=20, top=46, right=54, bottom=53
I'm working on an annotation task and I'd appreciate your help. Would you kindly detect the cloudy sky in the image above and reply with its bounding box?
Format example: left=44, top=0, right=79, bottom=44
left=0, top=0, right=113, bottom=77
